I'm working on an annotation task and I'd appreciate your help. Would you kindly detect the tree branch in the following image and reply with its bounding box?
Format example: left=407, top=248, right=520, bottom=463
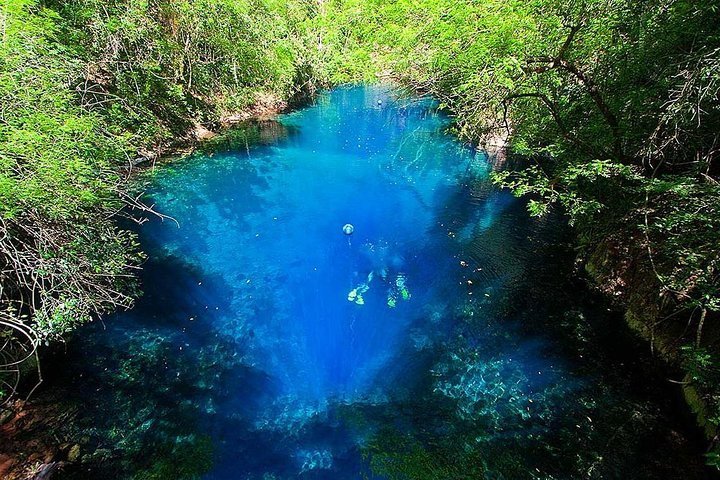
left=523, top=26, right=627, bottom=162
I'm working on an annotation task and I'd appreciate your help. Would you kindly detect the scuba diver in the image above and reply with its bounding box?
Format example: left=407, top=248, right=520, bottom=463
left=347, top=269, right=409, bottom=308
left=343, top=224, right=411, bottom=308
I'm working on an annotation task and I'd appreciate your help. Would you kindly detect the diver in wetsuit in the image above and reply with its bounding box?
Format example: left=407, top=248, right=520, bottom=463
left=343, top=226, right=411, bottom=307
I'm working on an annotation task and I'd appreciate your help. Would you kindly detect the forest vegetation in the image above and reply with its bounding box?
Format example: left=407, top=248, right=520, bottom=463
left=1, top=0, right=719, bottom=470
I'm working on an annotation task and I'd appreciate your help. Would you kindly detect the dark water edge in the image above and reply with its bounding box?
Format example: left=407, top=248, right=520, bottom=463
left=14, top=85, right=717, bottom=479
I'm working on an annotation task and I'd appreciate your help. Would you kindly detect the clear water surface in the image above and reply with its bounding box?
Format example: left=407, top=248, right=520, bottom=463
left=50, top=85, right=708, bottom=480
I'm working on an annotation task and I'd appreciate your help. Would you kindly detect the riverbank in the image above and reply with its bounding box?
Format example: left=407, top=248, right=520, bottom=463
left=129, top=91, right=291, bottom=168
left=587, top=234, right=720, bottom=445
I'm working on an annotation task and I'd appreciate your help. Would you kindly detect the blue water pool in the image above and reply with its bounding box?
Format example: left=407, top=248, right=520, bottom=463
left=50, top=85, right=707, bottom=479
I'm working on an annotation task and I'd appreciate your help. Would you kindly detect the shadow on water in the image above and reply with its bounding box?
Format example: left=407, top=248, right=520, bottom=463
left=34, top=85, right=713, bottom=480
left=43, top=255, right=279, bottom=478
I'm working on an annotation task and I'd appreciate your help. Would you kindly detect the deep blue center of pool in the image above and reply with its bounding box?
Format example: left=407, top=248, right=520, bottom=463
left=152, top=87, right=488, bottom=400
left=53, top=85, right=706, bottom=480
left=140, top=85, right=508, bottom=477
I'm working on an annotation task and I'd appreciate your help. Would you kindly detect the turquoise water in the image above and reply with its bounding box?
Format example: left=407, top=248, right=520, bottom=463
left=50, top=85, right=707, bottom=479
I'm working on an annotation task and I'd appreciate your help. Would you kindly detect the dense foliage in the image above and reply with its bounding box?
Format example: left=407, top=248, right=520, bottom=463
left=0, top=0, right=142, bottom=345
